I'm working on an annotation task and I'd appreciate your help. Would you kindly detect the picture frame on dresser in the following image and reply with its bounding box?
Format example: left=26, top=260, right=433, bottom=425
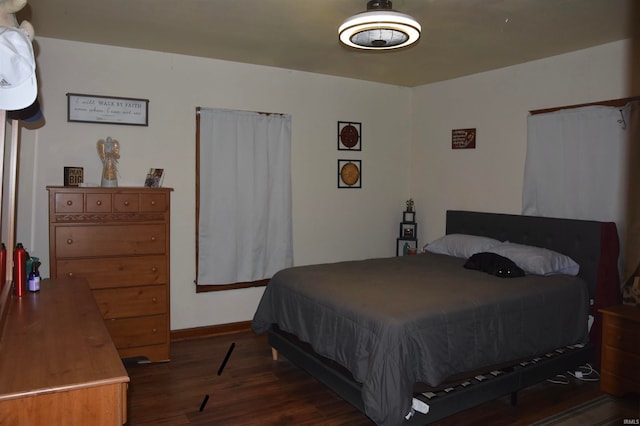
left=144, top=168, right=165, bottom=188
left=63, top=166, right=84, bottom=186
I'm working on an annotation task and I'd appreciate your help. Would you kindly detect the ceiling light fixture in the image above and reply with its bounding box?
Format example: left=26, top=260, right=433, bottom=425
left=338, top=0, right=421, bottom=50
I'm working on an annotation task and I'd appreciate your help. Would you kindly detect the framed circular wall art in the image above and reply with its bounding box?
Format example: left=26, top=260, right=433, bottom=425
left=338, top=121, right=361, bottom=150
left=338, top=159, right=361, bottom=188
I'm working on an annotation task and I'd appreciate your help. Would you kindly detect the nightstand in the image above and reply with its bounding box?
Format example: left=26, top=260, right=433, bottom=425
left=599, top=304, right=640, bottom=395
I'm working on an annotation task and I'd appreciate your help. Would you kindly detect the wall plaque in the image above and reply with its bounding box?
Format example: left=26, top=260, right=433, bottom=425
left=452, top=128, right=476, bottom=149
left=67, top=93, right=149, bottom=126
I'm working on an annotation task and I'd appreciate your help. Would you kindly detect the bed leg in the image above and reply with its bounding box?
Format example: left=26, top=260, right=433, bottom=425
left=511, top=391, right=518, bottom=406
left=271, top=347, right=278, bottom=361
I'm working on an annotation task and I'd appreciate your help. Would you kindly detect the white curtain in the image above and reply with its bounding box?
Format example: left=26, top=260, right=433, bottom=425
left=197, top=108, right=292, bottom=285
left=523, top=105, right=629, bottom=224
left=523, top=104, right=632, bottom=283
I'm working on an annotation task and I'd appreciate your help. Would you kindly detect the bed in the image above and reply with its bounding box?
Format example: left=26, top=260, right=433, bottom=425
left=252, top=210, right=621, bottom=425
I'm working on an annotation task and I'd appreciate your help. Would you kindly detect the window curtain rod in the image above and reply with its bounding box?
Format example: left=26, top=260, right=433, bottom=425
left=530, top=96, right=640, bottom=115
left=195, top=107, right=286, bottom=116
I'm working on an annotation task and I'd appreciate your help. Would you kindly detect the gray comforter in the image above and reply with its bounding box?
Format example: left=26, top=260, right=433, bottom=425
left=252, top=253, right=590, bottom=426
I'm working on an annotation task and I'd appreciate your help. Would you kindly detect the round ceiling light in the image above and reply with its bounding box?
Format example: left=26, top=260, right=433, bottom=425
left=338, top=0, right=421, bottom=50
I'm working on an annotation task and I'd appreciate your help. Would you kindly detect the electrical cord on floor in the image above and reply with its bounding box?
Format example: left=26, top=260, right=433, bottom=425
left=568, top=363, right=601, bottom=382
left=546, top=363, right=600, bottom=385
left=547, top=374, right=570, bottom=385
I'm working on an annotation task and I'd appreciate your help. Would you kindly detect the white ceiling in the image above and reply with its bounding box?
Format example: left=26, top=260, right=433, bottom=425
left=20, top=0, right=633, bottom=87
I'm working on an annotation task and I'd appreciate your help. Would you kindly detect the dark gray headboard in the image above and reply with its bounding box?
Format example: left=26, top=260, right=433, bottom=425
left=445, top=210, right=603, bottom=299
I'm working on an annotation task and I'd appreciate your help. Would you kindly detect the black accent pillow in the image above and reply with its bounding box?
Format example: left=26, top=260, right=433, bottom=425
left=464, top=252, right=525, bottom=278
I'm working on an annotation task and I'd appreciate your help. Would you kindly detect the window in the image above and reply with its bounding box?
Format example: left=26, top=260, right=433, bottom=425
left=195, top=108, right=293, bottom=292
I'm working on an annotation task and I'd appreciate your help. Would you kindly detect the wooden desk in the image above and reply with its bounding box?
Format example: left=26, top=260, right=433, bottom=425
left=0, top=279, right=129, bottom=425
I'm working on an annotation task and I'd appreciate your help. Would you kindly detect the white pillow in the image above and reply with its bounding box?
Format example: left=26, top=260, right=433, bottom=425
left=424, top=234, right=502, bottom=259
left=487, top=242, right=580, bottom=276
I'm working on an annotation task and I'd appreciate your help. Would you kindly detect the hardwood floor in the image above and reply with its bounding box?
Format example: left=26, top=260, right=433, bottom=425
left=126, top=331, right=639, bottom=425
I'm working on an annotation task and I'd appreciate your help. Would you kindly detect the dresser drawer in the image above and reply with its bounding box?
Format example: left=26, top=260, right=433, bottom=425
left=55, top=224, right=166, bottom=258
left=140, top=194, right=167, bottom=212
left=85, top=193, right=112, bottom=213
left=56, top=255, right=167, bottom=289
left=114, top=194, right=139, bottom=212
left=106, top=315, right=167, bottom=348
left=54, top=192, right=84, bottom=213
left=93, top=285, right=167, bottom=319
left=604, top=316, right=640, bottom=355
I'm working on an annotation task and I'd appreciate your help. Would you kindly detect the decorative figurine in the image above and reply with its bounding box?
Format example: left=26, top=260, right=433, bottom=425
left=97, top=137, right=120, bottom=187
left=405, top=198, right=414, bottom=212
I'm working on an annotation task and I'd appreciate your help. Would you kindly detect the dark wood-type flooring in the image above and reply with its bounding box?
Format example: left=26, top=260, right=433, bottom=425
left=126, top=330, right=639, bottom=425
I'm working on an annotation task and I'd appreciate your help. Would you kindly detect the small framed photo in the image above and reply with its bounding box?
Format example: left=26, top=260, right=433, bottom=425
left=396, top=238, right=418, bottom=256
left=338, top=121, right=361, bottom=151
left=400, top=222, right=417, bottom=238
left=338, top=159, right=361, bottom=188
left=144, top=168, right=165, bottom=188
left=403, top=211, right=415, bottom=222
left=63, top=166, right=84, bottom=186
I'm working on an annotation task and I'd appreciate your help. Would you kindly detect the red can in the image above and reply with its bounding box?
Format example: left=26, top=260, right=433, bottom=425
left=13, top=243, right=27, bottom=298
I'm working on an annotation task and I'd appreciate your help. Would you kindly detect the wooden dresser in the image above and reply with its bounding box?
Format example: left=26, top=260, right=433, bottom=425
left=599, top=304, right=640, bottom=395
left=0, top=278, right=129, bottom=425
left=47, top=186, right=172, bottom=362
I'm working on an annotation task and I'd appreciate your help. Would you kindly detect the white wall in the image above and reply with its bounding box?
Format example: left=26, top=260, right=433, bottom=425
left=410, top=40, right=630, bottom=244
left=7, top=37, right=629, bottom=331
left=11, top=38, right=412, bottom=330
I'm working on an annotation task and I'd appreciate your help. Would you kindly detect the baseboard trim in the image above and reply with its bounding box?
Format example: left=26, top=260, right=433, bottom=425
left=171, top=320, right=253, bottom=342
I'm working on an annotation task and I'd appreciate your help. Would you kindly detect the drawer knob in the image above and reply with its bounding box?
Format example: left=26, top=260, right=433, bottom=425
left=66, top=200, right=73, bottom=206
left=124, top=201, right=130, bottom=206
left=151, top=267, right=158, bottom=273
left=151, top=236, right=156, bottom=242
left=152, top=328, right=157, bottom=333
left=96, top=200, right=102, bottom=206
left=152, top=297, right=158, bottom=303
left=66, top=238, right=73, bottom=245
left=151, top=200, right=156, bottom=206
left=67, top=272, right=74, bottom=278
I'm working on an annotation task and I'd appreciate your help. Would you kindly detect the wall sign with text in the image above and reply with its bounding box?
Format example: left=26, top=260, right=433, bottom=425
left=67, top=93, right=149, bottom=126
left=63, top=166, right=84, bottom=186
left=452, top=128, right=476, bottom=149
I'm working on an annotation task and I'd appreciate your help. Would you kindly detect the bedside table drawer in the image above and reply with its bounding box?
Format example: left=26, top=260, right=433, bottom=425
left=604, top=316, right=640, bottom=355
left=602, top=345, right=640, bottom=382
left=93, top=285, right=167, bottom=319
left=55, top=224, right=166, bottom=257
left=106, top=315, right=167, bottom=348
left=56, top=255, right=167, bottom=289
